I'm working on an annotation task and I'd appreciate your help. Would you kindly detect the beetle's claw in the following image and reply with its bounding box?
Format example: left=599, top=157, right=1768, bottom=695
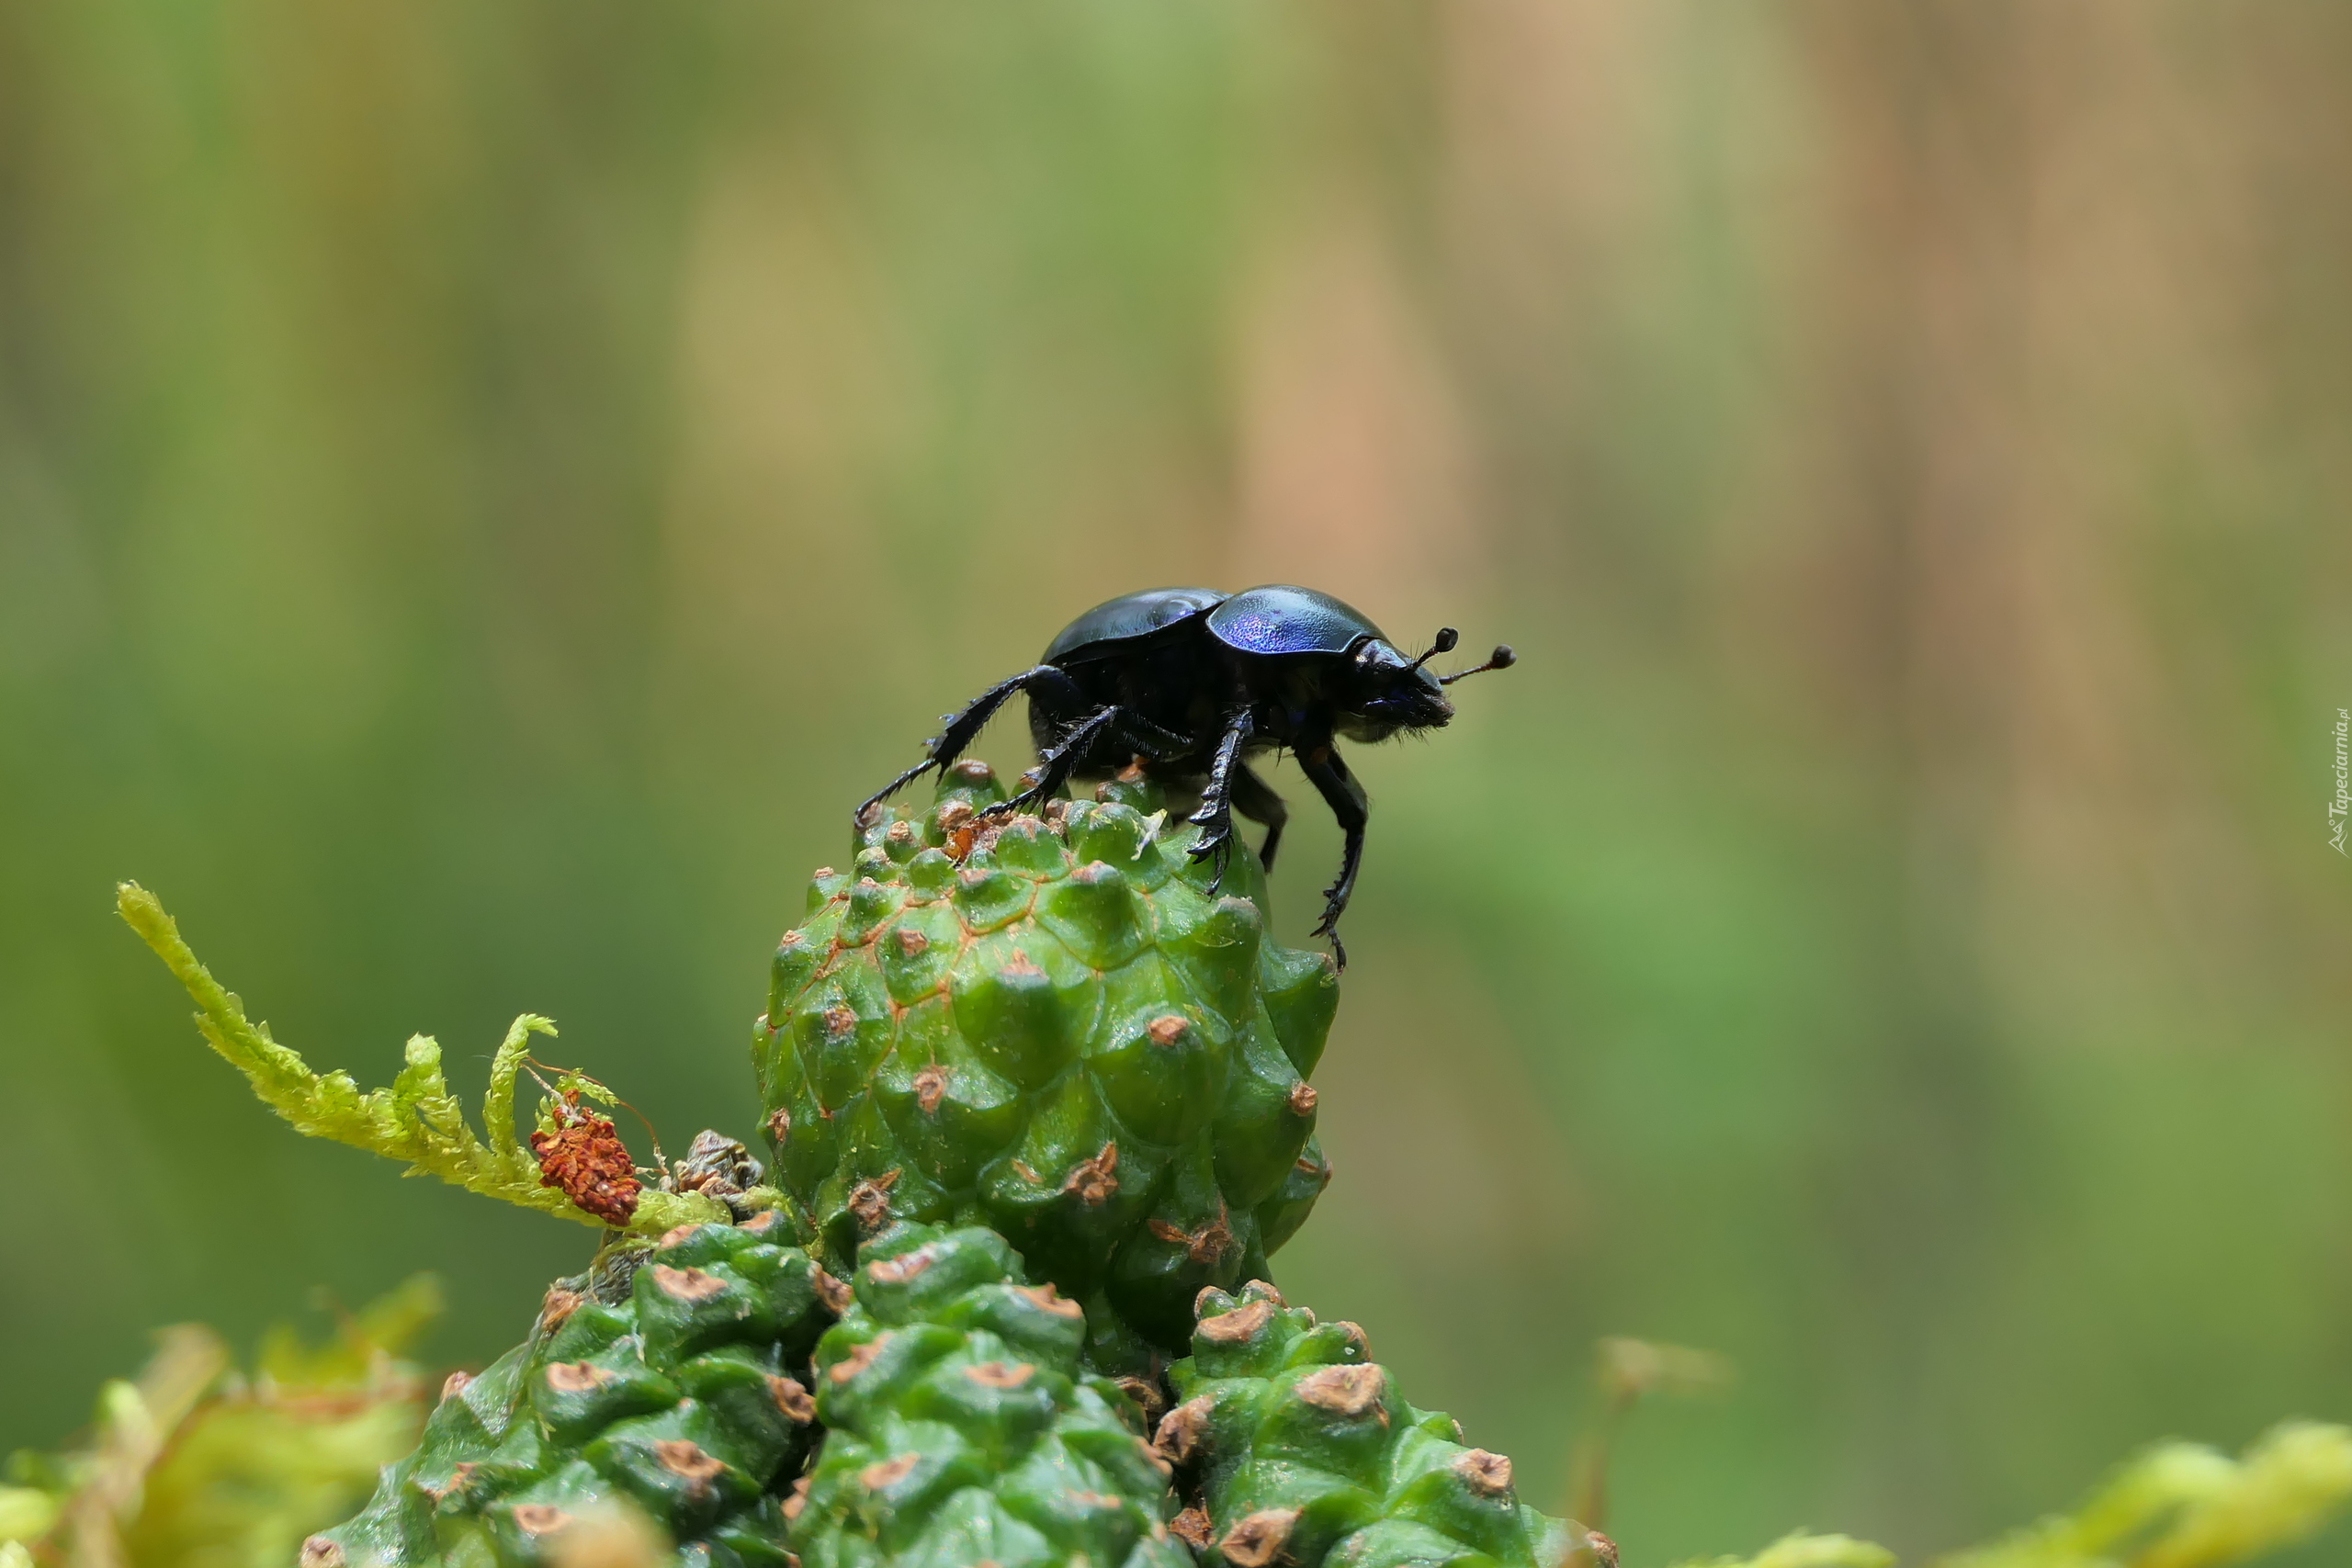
left=1310, top=908, right=1349, bottom=970
left=986, top=787, right=1046, bottom=820
left=1187, top=828, right=1233, bottom=894
left=1187, top=829, right=1230, bottom=865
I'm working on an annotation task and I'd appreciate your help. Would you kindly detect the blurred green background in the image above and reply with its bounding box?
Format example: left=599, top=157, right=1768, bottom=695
left=4, top=1, right=2349, bottom=1562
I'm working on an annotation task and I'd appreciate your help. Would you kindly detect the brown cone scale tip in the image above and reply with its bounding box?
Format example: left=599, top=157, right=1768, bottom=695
left=651, top=1265, right=728, bottom=1303
left=1295, top=1362, right=1386, bottom=1421
left=768, top=1375, right=817, bottom=1423
left=1218, top=1508, right=1301, bottom=1568
left=655, top=1439, right=728, bottom=1492
left=1196, top=1298, right=1273, bottom=1344
left=865, top=1247, right=935, bottom=1285
left=829, top=1336, right=888, bottom=1385
left=860, top=1453, right=921, bottom=1492
left=963, top=1360, right=1037, bottom=1389
left=847, top=1169, right=901, bottom=1234
left=1454, top=1448, right=1514, bottom=1498
left=1015, top=1282, right=1083, bottom=1319
left=511, top=1506, right=571, bottom=1537
left=1154, top=1396, right=1212, bottom=1465
left=1062, top=1142, right=1119, bottom=1204
left=544, top=1361, right=617, bottom=1393
left=1169, top=1508, right=1212, bottom=1550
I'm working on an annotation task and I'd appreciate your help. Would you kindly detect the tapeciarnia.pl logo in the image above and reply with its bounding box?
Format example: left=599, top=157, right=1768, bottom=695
left=2332, top=708, right=2349, bottom=856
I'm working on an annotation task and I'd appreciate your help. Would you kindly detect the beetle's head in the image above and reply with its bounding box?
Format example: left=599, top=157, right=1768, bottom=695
left=1335, top=626, right=1515, bottom=742
left=1338, top=638, right=1452, bottom=741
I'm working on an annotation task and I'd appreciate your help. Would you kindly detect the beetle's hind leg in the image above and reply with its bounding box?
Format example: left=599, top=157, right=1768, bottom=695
left=995, top=703, right=1125, bottom=817
left=996, top=705, right=1193, bottom=818
left=1296, top=742, right=1367, bottom=970
left=1229, top=760, right=1288, bottom=873
left=1118, top=711, right=1197, bottom=765
left=855, top=664, right=1073, bottom=827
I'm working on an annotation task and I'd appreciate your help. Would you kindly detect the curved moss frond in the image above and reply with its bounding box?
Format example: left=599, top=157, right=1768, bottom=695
left=1675, top=1536, right=1897, bottom=1568
left=117, top=882, right=728, bottom=1236
left=1943, top=1423, right=2352, bottom=1568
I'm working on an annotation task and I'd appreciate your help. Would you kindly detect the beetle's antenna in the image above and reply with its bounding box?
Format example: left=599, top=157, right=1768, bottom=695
left=1404, top=626, right=1459, bottom=674
left=1439, top=644, right=1517, bottom=684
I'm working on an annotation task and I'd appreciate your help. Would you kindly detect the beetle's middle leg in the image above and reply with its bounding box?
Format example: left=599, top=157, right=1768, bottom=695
left=996, top=701, right=1188, bottom=817
left=855, top=664, right=1081, bottom=827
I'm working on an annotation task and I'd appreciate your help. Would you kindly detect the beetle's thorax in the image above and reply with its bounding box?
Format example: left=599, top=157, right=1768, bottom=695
left=1216, top=637, right=1454, bottom=750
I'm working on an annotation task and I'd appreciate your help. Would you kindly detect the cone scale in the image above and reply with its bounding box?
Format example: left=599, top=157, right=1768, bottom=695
left=311, top=1212, right=837, bottom=1568
left=786, top=1224, right=1190, bottom=1568
left=1159, top=1282, right=1582, bottom=1568
left=754, top=762, right=1339, bottom=1373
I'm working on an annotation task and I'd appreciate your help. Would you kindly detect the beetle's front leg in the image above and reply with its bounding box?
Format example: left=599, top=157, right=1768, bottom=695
left=1185, top=711, right=1255, bottom=891
left=1296, top=740, right=1368, bottom=969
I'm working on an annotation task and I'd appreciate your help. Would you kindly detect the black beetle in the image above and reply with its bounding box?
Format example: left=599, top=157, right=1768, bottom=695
left=855, top=583, right=1513, bottom=965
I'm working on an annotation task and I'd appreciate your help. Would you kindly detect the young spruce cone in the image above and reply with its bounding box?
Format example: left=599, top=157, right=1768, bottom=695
left=311, top=1210, right=836, bottom=1568
left=755, top=761, right=1339, bottom=1372
left=787, top=1223, right=1189, bottom=1568
left=1157, top=1281, right=1592, bottom=1568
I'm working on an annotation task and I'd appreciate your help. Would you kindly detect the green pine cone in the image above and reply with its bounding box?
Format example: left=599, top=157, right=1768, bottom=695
left=311, top=1210, right=840, bottom=1568
left=753, top=761, right=1340, bottom=1371
left=1158, top=1281, right=1584, bottom=1568
left=787, top=1224, right=1190, bottom=1568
